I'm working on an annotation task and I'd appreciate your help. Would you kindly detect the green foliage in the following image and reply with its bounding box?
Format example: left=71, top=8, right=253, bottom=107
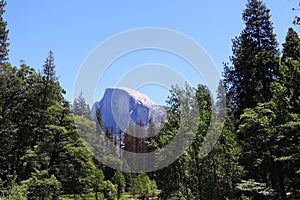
left=72, top=92, right=91, bottom=118
left=236, top=179, right=275, bottom=199
left=112, top=171, right=126, bottom=199
left=282, top=28, right=300, bottom=61
left=0, top=0, right=9, bottom=63
left=240, top=194, right=252, bottom=200
left=0, top=50, right=100, bottom=198
left=151, top=83, right=243, bottom=199
left=55, top=138, right=97, bottom=195
left=234, top=25, right=300, bottom=198
left=101, top=180, right=117, bottom=200
left=0, top=63, right=25, bottom=181
left=0, top=175, right=28, bottom=200
left=4, top=184, right=28, bottom=200
left=222, top=2, right=300, bottom=199
left=130, top=173, right=157, bottom=198
left=22, top=170, right=61, bottom=200
left=0, top=1, right=300, bottom=199
left=238, top=96, right=300, bottom=199
left=151, top=84, right=189, bottom=199
left=278, top=59, right=300, bottom=113
left=91, top=168, right=104, bottom=200
left=102, top=156, right=122, bottom=181
left=224, top=0, right=279, bottom=116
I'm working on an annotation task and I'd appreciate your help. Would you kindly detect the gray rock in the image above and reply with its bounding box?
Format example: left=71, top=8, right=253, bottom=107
left=91, top=87, right=167, bottom=134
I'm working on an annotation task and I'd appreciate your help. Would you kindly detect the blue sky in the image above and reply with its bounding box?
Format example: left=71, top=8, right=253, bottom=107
left=5, top=0, right=299, bottom=105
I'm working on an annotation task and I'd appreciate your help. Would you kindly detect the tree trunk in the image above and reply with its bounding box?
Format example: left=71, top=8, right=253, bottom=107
left=95, top=191, right=99, bottom=200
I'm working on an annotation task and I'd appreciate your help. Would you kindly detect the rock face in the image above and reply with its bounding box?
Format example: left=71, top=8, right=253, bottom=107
left=91, top=87, right=167, bottom=134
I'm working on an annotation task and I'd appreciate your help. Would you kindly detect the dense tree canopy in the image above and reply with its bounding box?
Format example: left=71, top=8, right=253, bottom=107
left=0, top=0, right=299, bottom=199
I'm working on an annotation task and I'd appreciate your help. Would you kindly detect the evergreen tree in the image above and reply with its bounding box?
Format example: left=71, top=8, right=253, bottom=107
left=72, top=92, right=91, bottom=118
left=22, top=170, right=61, bottom=200
left=224, top=0, right=279, bottom=116
left=223, top=2, right=281, bottom=197
left=214, top=118, right=244, bottom=198
left=42, top=51, right=57, bottom=82
left=233, top=27, right=300, bottom=199
left=91, top=168, right=104, bottom=200
left=238, top=97, right=300, bottom=199
left=96, top=108, right=104, bottom=129
left=0, top=0, right=9, bottom=64
left=186, top=84, right=212, bottom=200
left=130, top=173, right=157, bottom=199
left=146, top=116, right=157, bottom=152
left=0, top=63, right=39, bottom=183
left=112, top=171, right=126, bottom=200
left=282, top=28, right=300, bottom=61
left=0, top=52, right=99, bottom=196
left=19, top=52, right=65, bottom=179
left=101, top=180, right=117, bottom=199
left=0, top=2, right=28, bottom=176
left=278, top=59, right=300, bottom=113
left=216, top=80, right=227, bottom=120
left=281, top=28, right=300, bottom=113
left=151, top=85, right=185, bottom=200
left=184, top=85, right=243, bottom=199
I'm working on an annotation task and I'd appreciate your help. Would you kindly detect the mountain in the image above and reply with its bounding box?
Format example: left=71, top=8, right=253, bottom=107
left=91, top=87, right=167, bottom=134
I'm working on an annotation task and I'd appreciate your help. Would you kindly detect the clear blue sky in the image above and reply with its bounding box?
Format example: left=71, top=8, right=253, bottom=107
left=5, top=0, right=299, bottom=105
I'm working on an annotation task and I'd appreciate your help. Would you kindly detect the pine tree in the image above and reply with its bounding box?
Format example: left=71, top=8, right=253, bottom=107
left=130, top=173, right=157, bottom=198
left=72, top=92, right=91, bottom=118
left=224, top=0, right=279, bottom=116
left=0, top=64, right=25, bottom=182
left=151, top=83, right=243, bottom=199
left=91, top=168, right=104, bottom=200
left=151, top=85, right=186, bottom=199
left=42, top=51, right=57, bottom=82
left=26, top=51, right=63, bottom=153
left=280, top=28, right=300, bottom=113
left=223, top=2, right=281, bottom=196
left=216, top=80, right=227, bottom=120
left=278, top=59, right=300, bottom=113
left=0, top=0, right=13, bottom=177
left=0, top=0, right=9, bottom=64
left=96, top=108, right=103, bottom=129
left=282, top=28, right=300, bottom=61
left=112, top=171, right=126, bottom=200
left=234, top=28, right=300, bottom=199
left=237, top=96, right=300, bottom=199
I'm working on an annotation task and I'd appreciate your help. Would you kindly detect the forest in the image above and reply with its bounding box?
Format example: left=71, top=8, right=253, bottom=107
left=0, top=0, right=299, bottom=199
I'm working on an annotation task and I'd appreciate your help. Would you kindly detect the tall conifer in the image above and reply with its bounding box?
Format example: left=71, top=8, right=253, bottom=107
left=0, top=0, right=9, bottom=64
left=224, top=0, right=279, bottom=116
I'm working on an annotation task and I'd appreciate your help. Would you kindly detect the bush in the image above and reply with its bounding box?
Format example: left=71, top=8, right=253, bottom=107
left=130, top=173, right=157, bottom=198
left=101, top=180, right=117, bottom=200
left=0, top=183, right=28, bottom=200
left=22, top=170, right=61, bottom=200
left=0, top=175, right=28, bottom=200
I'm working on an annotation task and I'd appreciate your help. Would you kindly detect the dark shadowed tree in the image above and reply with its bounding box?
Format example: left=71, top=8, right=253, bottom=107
left=0, top=0, right=9, bottom=64
left=224, top=0, right=279, bottom=117
left=282, top=28, right=300, bottom=61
